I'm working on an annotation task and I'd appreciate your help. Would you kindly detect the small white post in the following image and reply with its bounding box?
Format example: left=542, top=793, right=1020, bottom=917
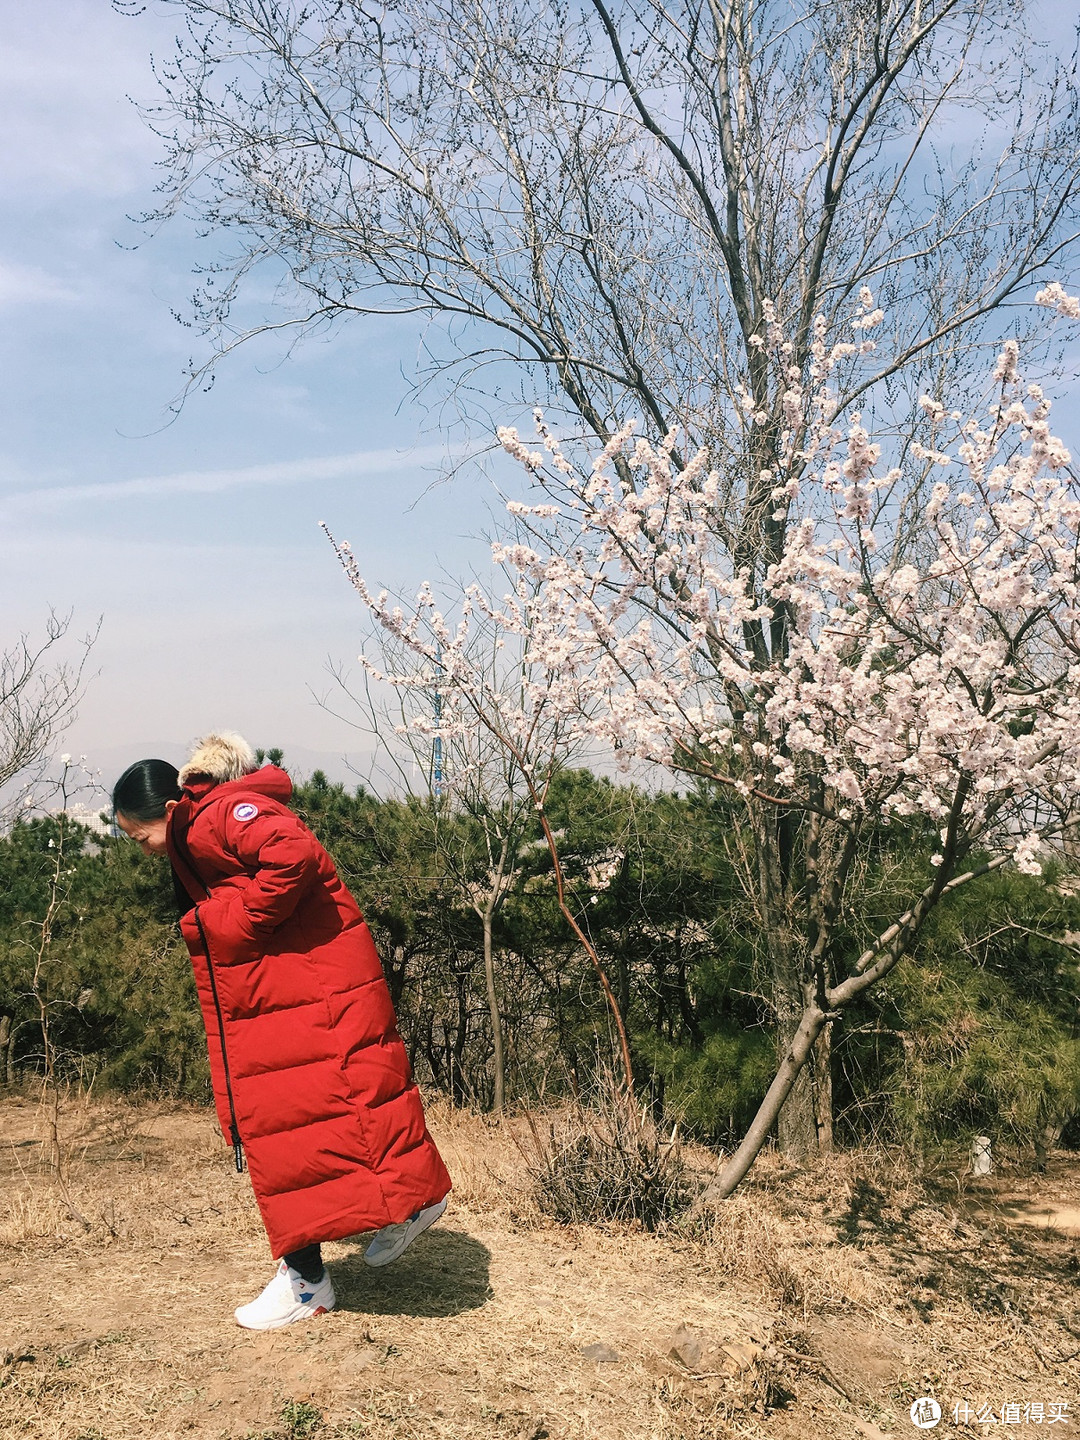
left=972, top=1135, right=992, bottom=1176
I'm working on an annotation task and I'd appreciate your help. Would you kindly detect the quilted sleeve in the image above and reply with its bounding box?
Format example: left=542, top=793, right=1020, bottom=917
left=219, top=801, right=322, bottom=935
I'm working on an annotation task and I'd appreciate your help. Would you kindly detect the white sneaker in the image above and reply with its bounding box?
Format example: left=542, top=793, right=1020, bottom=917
left=363, top=1197, right=448, bottom=1268
left=234, top=1260, right=336, bottom=1330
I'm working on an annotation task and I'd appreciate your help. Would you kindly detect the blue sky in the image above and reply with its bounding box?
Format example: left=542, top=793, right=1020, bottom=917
left=2, top=0, right=1078, bottom=794
left=0, top=0, right=502, bottom=787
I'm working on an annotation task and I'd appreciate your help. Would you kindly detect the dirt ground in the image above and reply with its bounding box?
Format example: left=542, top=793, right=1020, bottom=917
left=1, top=1095, right=1079, bottom=1440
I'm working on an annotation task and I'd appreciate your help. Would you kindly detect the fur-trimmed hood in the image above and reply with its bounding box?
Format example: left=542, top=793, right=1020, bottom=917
left=178, top=731, right=258, bottom=789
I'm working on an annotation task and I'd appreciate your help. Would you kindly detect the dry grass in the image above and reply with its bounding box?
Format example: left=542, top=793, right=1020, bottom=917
left=2, top=1093, right=1079, bottom=1440
left=517, top=1093, right=690, bottom=1230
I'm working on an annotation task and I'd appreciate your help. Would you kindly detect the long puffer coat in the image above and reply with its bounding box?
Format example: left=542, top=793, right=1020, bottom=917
left=166, top=755, right=450, bottom=1258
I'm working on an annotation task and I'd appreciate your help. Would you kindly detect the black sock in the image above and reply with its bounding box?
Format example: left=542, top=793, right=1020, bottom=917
left=283, top=1243, right=324, bottom=1283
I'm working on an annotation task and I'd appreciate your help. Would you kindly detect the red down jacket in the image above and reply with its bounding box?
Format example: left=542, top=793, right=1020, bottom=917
left=166, top=764, right=450, bottom=1258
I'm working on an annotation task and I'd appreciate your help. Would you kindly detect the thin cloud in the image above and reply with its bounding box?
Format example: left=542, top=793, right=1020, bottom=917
left=2, top=445, right=455, bottom=514
left=0, top=1, right=167, bottom=198
left=0, top=259, right=83, bottom=308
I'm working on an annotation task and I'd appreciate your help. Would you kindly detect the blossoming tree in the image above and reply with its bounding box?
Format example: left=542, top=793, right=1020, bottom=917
left=318, top=556, right=637, bottom=1097
left=335, top=290, right=1080, bottom=1190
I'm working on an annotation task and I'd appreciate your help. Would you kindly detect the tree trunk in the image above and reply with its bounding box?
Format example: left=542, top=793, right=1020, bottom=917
left=386, top=944, right=408, bottom=1009
left=451, top=971, right=470, bottom=1106
left=482, top=905, right=505, bottom=1113
left=0, top=1015, right=10, bottom=1087
left=814, top=1019, right=834, bottom=1153
left=700, top=1002, right=831, bottom=1204
left=771, top=946, right=823, bottom=1161
left=775, top=1007, right=833, bottom=1158
left=776, top=1037, right=818, bottom=1158
left=617, top=934, right=631, bottom=1035
left=675, top=953, right=703, bottom=1045
left=754, top=804, right=830, bottom=1161
left=1034, top=1119, right=1063, bottom=1172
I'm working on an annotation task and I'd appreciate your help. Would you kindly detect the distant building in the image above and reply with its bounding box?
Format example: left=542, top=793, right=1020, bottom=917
left=61, top=802, right=113, bottom=837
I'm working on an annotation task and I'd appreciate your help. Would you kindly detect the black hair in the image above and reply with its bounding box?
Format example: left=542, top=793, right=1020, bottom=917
left=112, top=759, right=181, bottom=821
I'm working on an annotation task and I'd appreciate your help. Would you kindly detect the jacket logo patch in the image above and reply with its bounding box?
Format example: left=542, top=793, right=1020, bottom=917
left=233, top=802, right=259, bottom=821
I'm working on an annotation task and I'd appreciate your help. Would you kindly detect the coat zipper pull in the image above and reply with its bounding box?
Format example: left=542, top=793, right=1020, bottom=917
left=232, top=1128, right=245, bottom=1173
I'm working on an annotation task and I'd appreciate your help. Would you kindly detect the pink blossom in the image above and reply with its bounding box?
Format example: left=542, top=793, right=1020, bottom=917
left=1035, top=281, right=1080, bottom=319
left=332, top=306, right=1080, bottom=924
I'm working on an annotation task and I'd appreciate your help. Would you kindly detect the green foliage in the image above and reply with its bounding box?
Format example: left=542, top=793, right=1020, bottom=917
left=2, top=773, right=1077, bottom=1161
left=638, top=1026, right=776, bottom=1146
left=837, top=867, right=1080, bottom=1150
left=243, top=1400, right=324, bottom=1440
left=0, top=816, right=207, bottom=1098
left=278, top=1400, right=324, bottom=1439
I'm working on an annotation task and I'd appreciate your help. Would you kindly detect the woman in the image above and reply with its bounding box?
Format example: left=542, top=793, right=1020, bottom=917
left=112, top=732, right=451, bottom=1331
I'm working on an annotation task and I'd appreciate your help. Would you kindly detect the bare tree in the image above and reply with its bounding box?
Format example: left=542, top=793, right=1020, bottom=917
left=133, top=0, right=1080, bottom=1154
left=434, top=739, right=531, bottom=1115
left=25, top=764, right=92, bottom=1226
left=325, top=530, right=637, bottom=1094
left=139, top=0, right=1079, bottom=451
left=325, top=621, right=539, bottom=1110
left=0, top=613, right=95, bottom=823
